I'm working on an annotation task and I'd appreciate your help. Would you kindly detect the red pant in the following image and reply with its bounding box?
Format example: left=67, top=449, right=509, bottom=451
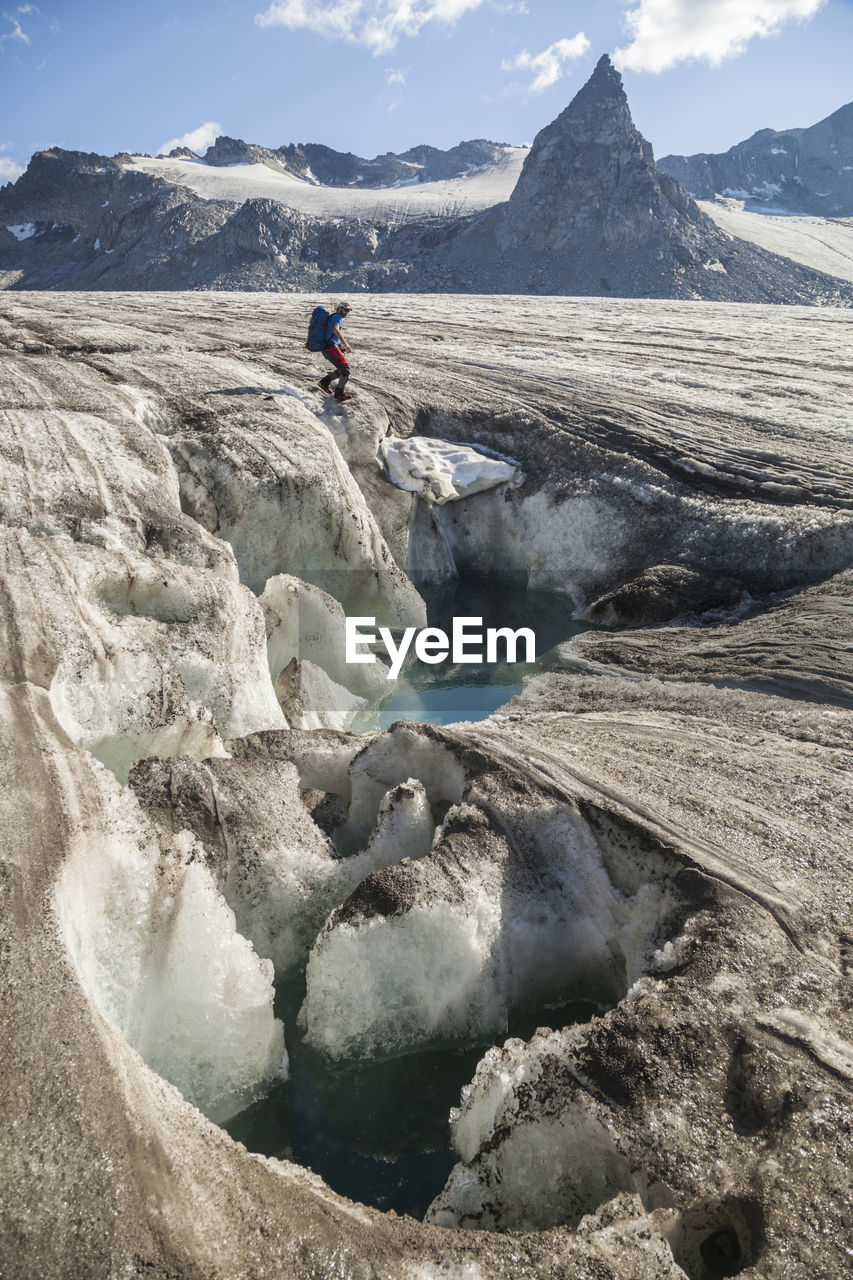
left=320, top=345, right=350, bottom=392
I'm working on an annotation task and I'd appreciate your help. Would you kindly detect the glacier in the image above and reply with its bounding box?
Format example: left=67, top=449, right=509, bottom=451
left=1, top=290, right=852, bottom=1280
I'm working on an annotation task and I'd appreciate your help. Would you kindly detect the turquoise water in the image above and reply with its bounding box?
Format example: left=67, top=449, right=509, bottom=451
left=370, top=574, right=586, bottom=729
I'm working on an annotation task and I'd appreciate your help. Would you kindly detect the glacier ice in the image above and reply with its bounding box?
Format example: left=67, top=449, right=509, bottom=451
left=261, top=571, right=391, bottom=695
left=275, top=656, right=366, bottom=731
left=299, top=726, right=679, bottom=1062
left=130, top=748, right=437, bottom=981
left=53, top=771, right=286, bottom=1123
left=164, top=400, right=426, bottom=628
left=42, top=544, right=285, bottom=781
left=4, top=291, right=853, bottom=1279
left=331, top=723, right=466, bottom=854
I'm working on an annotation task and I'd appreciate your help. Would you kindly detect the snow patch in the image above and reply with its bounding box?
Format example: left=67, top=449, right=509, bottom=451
left=699, top=200, right=853, bottom=284
left=381, top=436, right=520, bottom=505
left=6, top=222, right=36, bottom=240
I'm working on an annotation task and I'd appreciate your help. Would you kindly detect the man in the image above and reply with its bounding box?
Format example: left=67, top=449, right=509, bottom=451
left=318, top=302, right=353, bottom=401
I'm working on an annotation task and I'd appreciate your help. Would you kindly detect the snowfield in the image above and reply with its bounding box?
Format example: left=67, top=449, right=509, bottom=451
left=128, top=147, right=529, bottom=221
left=700, top=197, right=853, bottom=283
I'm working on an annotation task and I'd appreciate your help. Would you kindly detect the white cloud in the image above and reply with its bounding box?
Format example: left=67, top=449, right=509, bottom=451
left=614, top=0, right=827, bottom=73
left=255, top=0, right=487, bottom=55
left=0, top=16, right=30, bottom=45
left=501, top=32, right=591, bottom=93
left=157, top=121, right=223, bottom=158
left=386, top=66, right=405, bottom=112
left=0, top=154, right=24, bottom=183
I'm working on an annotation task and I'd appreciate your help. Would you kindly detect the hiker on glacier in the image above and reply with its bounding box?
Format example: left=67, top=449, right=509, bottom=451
left=316, top=302, right=354, bottom=401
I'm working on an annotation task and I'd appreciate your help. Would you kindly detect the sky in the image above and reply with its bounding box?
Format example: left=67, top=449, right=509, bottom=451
left=1, top=1, right=853, bottom=185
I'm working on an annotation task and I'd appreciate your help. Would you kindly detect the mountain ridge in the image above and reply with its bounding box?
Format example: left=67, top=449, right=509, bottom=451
left=659, top=98, right=853, bottom=214
left=1, top=56, right=851, bottom=305
left=190, top=135, right=514, bottom=190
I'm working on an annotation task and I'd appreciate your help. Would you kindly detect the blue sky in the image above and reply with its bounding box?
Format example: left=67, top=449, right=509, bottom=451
left=1, top=1, right=852, bottom=183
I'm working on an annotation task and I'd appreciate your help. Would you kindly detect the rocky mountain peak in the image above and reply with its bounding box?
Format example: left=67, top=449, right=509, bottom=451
left=504, top=52, right=696, bottom=252
left=1, top=76, right=851, bottom=303
left=202, top=135, right=261, bottom=167
left=658, top=94, right=853, bottom=214
left=570, top=54, right=628, bottom=109
left=537, top=53, right=641, bottom=153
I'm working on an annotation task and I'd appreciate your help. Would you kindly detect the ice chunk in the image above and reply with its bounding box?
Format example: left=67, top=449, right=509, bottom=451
left=300, top=782, right=677, bottom=1063
left=333, top=723, right=466, bottom=853
left=54, top=782, right=287, bottom=1122
left=300, top=893, right=504, bottom=1060
left=429, top=1046, right=648, bottom=1231
left=137, top=854, right=287, bottom=1121
left=260, top=572, right=390, bottom=695
left=380, top=436, right=520, bottom=505
left=130, top=756, right=436, bottom=981
left=274, top=656, right=366, bottom=731
left=353, top=777, right=436, bottom=871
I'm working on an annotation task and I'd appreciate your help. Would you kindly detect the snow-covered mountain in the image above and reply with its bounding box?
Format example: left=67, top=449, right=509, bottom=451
left=191, top=133, right=518, bottom=190
left=1, top=57, right=851, bottom=303
left=658, top=100, right=853, bottom=215
left=128, top=145, right=527, bottom=221
left=696, top=200, right=853, bottom=284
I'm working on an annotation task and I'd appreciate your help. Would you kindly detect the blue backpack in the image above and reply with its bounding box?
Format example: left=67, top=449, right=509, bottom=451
left=305, top=305, right=332, bottom=351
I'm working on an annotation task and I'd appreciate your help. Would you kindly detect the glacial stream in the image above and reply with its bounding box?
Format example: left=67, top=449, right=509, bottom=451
left=226, top=576, right=601, bottom=1217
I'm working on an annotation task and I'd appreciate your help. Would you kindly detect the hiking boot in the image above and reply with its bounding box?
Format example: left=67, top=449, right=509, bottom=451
left=334, top=392, right=353, bottom=402
left=317, top=379, right=333, bottom=395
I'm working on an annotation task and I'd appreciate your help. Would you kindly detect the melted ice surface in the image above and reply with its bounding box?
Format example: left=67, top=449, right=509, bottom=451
left=361, top=576, right=587, bottom=731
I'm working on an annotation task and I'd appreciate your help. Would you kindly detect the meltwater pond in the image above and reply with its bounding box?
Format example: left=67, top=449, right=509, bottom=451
left=223, top=578, right=604, bottom=1218
left=225, top=974, right=600, bottom=1219
left=364, top=575, right=588, bottom=729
